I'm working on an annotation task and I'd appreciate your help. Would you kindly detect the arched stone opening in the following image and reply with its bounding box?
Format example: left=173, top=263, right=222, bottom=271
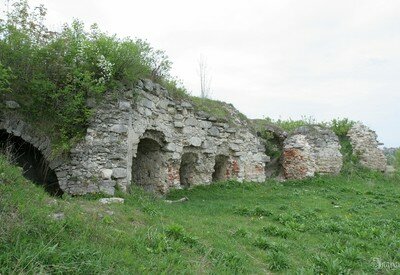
left=132, top=131, right=166, bottom=192
left=212, top=155, right=229, bottom=182
left=179, top=152, right=198, bottom=188
left=0, top=129, right=63, bottom=196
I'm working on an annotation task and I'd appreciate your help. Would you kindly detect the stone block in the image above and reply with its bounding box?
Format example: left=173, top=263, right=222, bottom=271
left=112, top=168, right=127, bottom=179
left=181, top=102, right=193, bottom=109
left=208, top=126, right=220, bottom=137
left=5, top=101, right=20, bottom=109
left=189, top=137, right=202, bottom=147
left=174, top=122, right=184, bottom=128
left=110, top=124, right=128, bottom=133
left=99, top=197, right=124, bottom=204
left=101, top=169, right=113, bottom=180
left=119, top=101, right=131, bottom=110
left=185, top=117, right=198, bottom=127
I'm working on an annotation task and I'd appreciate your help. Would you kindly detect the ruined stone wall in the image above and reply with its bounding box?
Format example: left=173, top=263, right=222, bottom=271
left=61, top=79, right=268, bottom=195
left=347, top=123, right=387, bottom=172
left=0, top=89, right=392, bottom=194
left=282, top=126, right=343, bottom=179
left=282, top=134, right=316, bottom=179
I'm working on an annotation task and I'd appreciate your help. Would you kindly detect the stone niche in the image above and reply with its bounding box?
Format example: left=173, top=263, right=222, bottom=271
left=0, top=115, right=68, bottom=196
left=282, top=126, right=343, bottom=180
left=212, top=155, right=230, bottom=181
left=13, top=79, right=268, bottom=195
left=131, top=130, right=167, bottom=193
left=347, top=123, right=387, bottom=172
left=179, top=151, right=199, bottom=187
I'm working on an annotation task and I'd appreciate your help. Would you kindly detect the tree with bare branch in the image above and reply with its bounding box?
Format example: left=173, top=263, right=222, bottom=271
left=198, top=55, right=211, bottom=98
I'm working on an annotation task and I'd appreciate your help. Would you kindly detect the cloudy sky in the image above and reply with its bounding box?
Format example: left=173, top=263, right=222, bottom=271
left=4, top=0, right=400, bottom=146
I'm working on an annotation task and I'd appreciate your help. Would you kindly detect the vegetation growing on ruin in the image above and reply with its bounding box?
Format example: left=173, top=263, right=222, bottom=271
left=0, top=0, right=185, bottom=152
left=190, top=96, right=249, bottom=124
left=1, top=153, right=399, bottom=273
left=254, top=117, right=358, bottom=171
left=0, top=0, right=251, bottom=153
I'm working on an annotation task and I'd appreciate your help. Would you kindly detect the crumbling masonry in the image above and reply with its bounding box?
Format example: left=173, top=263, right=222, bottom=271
left=1, top=80, right=268, bottom=195
left=1, top=81, right=388, bottom=195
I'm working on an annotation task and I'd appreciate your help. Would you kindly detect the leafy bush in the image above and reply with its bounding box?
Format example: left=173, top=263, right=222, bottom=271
left=159, top=77, right=189, bottom=100
left=257, top=130, right=282, bottom=159
left=330, top=118, right=355, bottom=138
left=329, top=118, right=359, bottom=174
left=0, top=62, right=12, bottom=94
left=0, top=0, right=179, bottom=152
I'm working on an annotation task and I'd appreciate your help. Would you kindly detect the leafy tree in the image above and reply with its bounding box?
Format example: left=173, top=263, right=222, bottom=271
left=198, top=55, right=211, bottom=98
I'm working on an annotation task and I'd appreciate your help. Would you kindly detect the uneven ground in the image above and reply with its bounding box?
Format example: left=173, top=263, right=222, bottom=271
left=1, top=155, right=399, bottom=274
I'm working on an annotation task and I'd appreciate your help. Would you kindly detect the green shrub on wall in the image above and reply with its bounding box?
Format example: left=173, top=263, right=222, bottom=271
left=0, top=0, right=179, bottom=153
left=330, top=118, right=355, bottom=139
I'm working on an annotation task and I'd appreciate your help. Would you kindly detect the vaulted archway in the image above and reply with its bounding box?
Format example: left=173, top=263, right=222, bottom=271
left=131, top=130, right=166, bottom=192
left=179, top=152, right=198, bottom=188
left=212, top=155, right=229, bottom=182
left=0, top=129, right=62, bottom=196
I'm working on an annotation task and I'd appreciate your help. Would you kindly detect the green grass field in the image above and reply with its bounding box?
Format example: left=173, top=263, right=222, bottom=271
left=1, top=155, right=399, bottom=274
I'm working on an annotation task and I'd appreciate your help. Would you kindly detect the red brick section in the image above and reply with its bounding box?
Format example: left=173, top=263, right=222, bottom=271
left=231, top=159, right=240, bottom=177
left=167, top=163, right=179, bottom=184
left=255, top=164, right=264, bottom=173
left=283, top=148, right=308, bottom=179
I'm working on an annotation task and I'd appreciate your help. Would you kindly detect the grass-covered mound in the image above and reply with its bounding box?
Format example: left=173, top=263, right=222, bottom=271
left=1, top=153, right=399, bottom=274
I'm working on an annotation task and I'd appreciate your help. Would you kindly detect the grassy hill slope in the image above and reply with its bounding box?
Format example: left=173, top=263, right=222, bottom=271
left=1, top=154, right=399, bottom=274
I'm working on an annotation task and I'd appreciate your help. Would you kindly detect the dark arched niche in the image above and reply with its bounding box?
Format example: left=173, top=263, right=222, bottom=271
left=0, top=129, right=63, bottom=196
left=179, top=152, right=198, bottom=188
left=212, top=155, right=229, bottom=182
left=131, top=130, right=166, bottom=192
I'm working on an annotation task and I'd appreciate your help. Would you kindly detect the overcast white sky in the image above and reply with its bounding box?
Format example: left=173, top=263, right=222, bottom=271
left=3, top=0, right=400, bottom=147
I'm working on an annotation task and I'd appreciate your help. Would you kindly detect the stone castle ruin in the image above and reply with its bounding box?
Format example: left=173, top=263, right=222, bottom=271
left=0, top=80, right=388, bottom=195
left=1, top=80, right=268, bottom=195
